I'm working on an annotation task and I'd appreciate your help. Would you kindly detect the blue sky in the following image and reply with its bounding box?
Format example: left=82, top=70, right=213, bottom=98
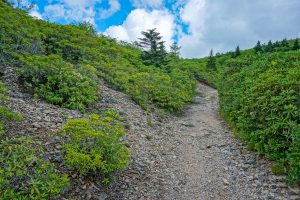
left=13, top=0, right=300, bottom=58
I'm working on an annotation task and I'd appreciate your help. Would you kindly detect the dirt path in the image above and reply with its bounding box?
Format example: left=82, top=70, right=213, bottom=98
left=2, top=67, right=297, bottom=200
left=108, top=83, right=295, bottom=200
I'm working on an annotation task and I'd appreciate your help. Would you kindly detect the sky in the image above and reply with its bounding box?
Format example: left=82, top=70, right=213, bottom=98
left=11, top=0, right=300, bottom=58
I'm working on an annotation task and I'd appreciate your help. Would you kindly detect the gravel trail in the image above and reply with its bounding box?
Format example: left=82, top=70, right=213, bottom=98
left=2, top=67, right=299, bottom=199
left=107, top=83, right=297, bottom=200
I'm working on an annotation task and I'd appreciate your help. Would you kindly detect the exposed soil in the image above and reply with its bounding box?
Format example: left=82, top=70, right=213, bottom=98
left=1, top=66, right=299, bottom=199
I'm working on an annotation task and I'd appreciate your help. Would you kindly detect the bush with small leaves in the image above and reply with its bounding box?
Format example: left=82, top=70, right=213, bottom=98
left=18, top=54, right=99, bottom=111
left=0, top=81, right=22, bottom=135
left=0, top=137, right=69, bottom=199
left=61, top=111, right=130, bottom=183
left=218, top=51, right=300, bottom=185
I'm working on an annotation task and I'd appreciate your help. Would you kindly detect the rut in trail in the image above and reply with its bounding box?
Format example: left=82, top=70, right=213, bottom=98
left=108, top=83, right=293, bottom=200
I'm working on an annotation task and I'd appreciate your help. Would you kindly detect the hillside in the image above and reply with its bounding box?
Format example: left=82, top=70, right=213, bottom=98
left=1, top=1, right=300, bottom=199
left=179, top=41, right=300, bottom=185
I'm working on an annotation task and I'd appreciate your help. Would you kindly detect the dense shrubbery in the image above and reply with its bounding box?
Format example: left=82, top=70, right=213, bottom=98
left=0, top=1, right=196, bottom=113
left=0, top=136, right=69, bottom=199
left=214, top=51, right=300, bottom=185
left=61, top=111, right=130, bottom=183
left=18, top=54, right=99, bottom=111
left=176, top=41, right=300, bottom=185
left=0, top=81, right=22, bottom=135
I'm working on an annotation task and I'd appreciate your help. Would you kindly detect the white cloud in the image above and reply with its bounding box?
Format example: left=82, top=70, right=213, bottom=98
left=29, top=5, right=43, bottom=19
left=178, top=0, right=300, bottom=58
left=130, top=0, right=163, bottom=9
left=44, top=4, right=66, bottom=21
left=99, top=0, right=120, bottom=19
left=43, top=0, right=120, bottom=23
left=104, top=8, right=176, bottom=49
left=177, top=0, right=207, bottom=58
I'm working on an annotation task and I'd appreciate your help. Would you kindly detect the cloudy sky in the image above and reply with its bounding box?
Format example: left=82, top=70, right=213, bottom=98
left=14, top=0, right=300, bottom=58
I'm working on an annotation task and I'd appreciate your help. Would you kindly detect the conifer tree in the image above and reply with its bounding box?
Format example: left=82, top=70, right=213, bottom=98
left=206, top=49, right=216, bottom=70
left=138, top=28, right=168, bottom=67
left=266, top=40, right=273, bottom=52
left=292, top=38, right=299, bottom=50
left=235, top=45, right=241, bottom=57
left=281, top=38, right=289, bottom=47
left=254, top=40, right=262, bottom=53
left=169, top=42, right=181, bottom=58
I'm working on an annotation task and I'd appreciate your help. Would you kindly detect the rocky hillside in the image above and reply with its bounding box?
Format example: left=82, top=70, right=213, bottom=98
left=1, top=65, right=300, bottom=199
left=1, top=1, right=300, bottom=199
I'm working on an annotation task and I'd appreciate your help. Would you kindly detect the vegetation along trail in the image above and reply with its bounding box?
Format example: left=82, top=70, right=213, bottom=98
left=1, top=2, right=300, bottom=199
left=106, top=82, right=296, bottom=200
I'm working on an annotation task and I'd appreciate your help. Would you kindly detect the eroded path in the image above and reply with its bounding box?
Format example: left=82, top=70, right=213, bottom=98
left=2, top=67, right=298, bottom=200
left=107, top=83, right=296, bottom=200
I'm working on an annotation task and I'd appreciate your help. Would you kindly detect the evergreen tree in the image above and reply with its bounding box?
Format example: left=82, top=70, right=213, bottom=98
left=206, top=49, right=216, bottom=70
left=169, top=42, right=181, bottom=58
left=266, top=40, right=273, bottom=52
left=273, top=41, right=280, bottom=48
left=254, top=40, right=262, bottom=53
left=235, top=45, right=241, bottom=57
left=292, top=38, right=299, bottom=50
left=281, top=38, right=289, bottom=47
left=138, top=28, right=168, bottom=67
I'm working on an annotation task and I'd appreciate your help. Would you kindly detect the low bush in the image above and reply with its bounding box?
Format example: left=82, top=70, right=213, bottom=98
left=0, top=81, right=22, bottom=135
left=18, top=54, right=99, bottom=111
left=0, top=137, right=69, bottom=199
left=1, top=2, right=198, bottom=114
left=218, top=51, right=300, bottom=185
left=61, top=111, right=130, bottom=183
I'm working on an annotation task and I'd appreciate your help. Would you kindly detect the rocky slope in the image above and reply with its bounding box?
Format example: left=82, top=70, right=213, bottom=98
left=1, top=66, right=299, bottom=199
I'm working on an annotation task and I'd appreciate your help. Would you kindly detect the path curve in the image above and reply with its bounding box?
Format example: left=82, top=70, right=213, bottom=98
left=108, top=83, right=295, bottom=200
left=2, top=66, right=297, bottom=200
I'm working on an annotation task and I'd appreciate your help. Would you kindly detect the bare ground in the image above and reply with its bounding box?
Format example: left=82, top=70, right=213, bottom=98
left=1, top=67, right=299, bottom=199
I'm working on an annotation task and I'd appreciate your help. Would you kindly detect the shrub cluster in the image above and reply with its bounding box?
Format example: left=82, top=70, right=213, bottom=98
left=102, top=67, right=196, bottom=113
left=218, top=51, right=300, bottom=185
left=0, top=81, right=22, bottom=135
left=0, top=136, right=69, bottom=199
left=18, top=55, right=99, bottom=111
left=61, top=111, right=130, bottom=183
left=0, top=1, right=196, bottom=113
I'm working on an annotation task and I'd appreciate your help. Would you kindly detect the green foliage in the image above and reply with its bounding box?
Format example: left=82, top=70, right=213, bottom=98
left=272, top=163, right=286, bottom=175
left=217, top=51, right=300, bottom=184
left=254, top=40, right=262, bottom=53
left=138, top=28, right=168, bottom=68
left=169, top=42, right=181, bottom=58
left=18, top=54, right=99, bottom=111
left=0, top=2, right=196, bottom=113
left=235, top=45, right=241, bottom=57
left=0, top=136, right=69, bottom=199
left=61, top=111, right=130, bottom=182
left=292, top=38, right=299, bottom=50
left=206, top=49, right=217, bottom=70
left=126, top=69, right=196, bottom=113
left=265, top=40, right=274, bottom=52
left=0, top=81, right=22, bottom=135
left=177, top=40, right=300, bottom=185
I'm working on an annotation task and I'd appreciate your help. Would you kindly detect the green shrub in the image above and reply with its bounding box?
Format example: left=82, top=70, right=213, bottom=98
left=1, top=1, right=197, bottom=113
left=0, top=137, right=69, bottom=199
left=61, top=111, right=130, bottom=183
left=123, top=69, right=196, bottom=113
left=286, top=125, right=300, bottom=185
left=18, top=54, right=99, bottom=111
left=0, top=81, right=22, bottom=135
left=272, top=163, right=286, bottom=175
left=217, top=51, right=300, bottom=184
